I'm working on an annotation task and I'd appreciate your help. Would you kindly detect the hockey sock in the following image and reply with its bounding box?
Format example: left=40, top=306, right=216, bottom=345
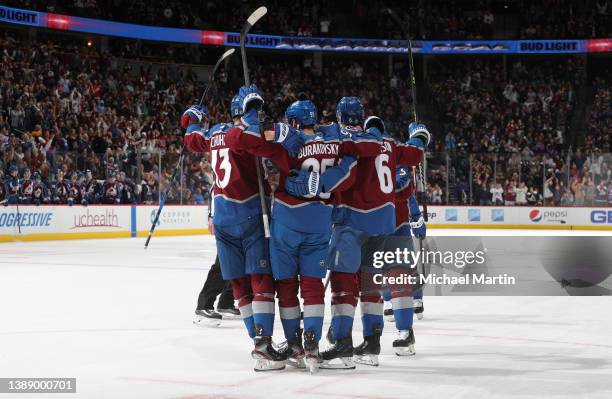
left=230, top=276, right=255, bottom=338
left=391, top=293, right=414, bottom=331
left=276, top=277, right=301, bottom=341
left=360, top=293, right=384, bottom=337
left=330, top=271, right=359, bottom=341
left=360, top=271, right=384, bottom=336
left=251, top=273, right=276, bottom=337
left=414, top=288, right=423, bottom=301
left=385, top=267, right=415, bottom=330
left=300, top=276, right=325, bottom=342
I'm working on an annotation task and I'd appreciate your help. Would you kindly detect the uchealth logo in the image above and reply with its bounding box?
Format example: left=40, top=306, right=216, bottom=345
left=72, top=209, right=120, bottom=229
left=529, top=209, right=567, bottom=224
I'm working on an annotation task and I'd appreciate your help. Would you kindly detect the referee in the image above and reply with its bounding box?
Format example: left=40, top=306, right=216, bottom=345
left=193, top=186, right=239, bottom=326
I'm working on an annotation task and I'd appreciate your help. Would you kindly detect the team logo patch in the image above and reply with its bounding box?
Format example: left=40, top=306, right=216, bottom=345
left=319, top=259, right=325, bottom=267
left=259, top=259, right=268, bottom=268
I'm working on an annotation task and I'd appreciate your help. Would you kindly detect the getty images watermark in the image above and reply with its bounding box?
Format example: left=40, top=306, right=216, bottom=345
left=370, top=247, right=516, bottom=286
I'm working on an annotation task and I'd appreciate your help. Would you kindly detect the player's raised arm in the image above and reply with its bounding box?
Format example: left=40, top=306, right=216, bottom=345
left=182, top=105, right=211, bottom=153
left=395, top=122, right=431, bottom=166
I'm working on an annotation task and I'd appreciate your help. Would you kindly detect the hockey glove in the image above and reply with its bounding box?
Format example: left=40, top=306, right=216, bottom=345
left=285, top=169, right=321, bottom=198
left=181, top=105, right=208, bottom=129
left=239, top=108, right=261, bottom=136
left=408, top=195, right=426, bottom=239
left=273, top=123, right=306, bottom=157
left=408, top=122, right=430, bottom=148
left=396, top=166, right=409, bottom=190
left=238, top=84, right=264, bottom=113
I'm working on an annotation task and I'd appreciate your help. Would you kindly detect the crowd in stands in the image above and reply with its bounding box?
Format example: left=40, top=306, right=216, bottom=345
left=519, top=0, right=611, bottom=39
left=428, top=56, right=612, bottom=206
left=6, top=0, right=611, bottom=40
left=1, top=27, right=611, bottom=207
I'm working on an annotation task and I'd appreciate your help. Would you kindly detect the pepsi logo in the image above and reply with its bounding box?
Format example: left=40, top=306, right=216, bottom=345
left=529, top=209, right=542, bottom=222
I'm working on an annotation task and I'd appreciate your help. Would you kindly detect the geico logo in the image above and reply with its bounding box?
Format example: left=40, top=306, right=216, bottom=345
left=591, top=210, right=612, bottom=223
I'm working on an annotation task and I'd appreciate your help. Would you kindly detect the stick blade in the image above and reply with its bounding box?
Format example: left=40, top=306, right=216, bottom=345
left=247, top=6, right=267, bottom=26
left=220, top=48, right=235, bottom=61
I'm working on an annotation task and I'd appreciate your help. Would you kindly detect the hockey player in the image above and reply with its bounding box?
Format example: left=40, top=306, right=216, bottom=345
left=52, top=170, right=69, bottom=204
left=83, top=170, right=98, bottom=205
left=103, top=172, right=120, bottom=204
left=19, top=168, right=33, bottom=204
left=382, top=163, right=427, bottom=356
left=248, top=98, right=358, bottom=372
left=0, top=171, right=6, bottom=205
left=4, top=165, right=20, bottom=205
left=31, top=172, right=50, bottom=205
left=286, top=111, right=430, bottom=367
left=194, top=187, right=239, bottom=326
left=182, top=88, right=284, bottom=371
left=67, top=172, right=83, bottom=206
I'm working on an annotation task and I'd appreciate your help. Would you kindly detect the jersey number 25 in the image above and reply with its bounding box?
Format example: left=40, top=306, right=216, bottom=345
left=302, top=158, right=335, bottom=199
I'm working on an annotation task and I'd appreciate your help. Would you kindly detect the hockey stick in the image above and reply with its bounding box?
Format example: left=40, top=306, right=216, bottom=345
left=15, top=179, right=22, bottom=235
left=239, top=6, right=271, bottom=238
left=386, top=7, right=428, bottom=223
left=144, top=49, right=235, bottom=249
left=387, top=8, right=428, bottom=297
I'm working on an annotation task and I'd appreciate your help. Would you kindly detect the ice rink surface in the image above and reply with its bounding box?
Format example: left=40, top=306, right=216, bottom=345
left=1, top=230, right=612, bottom=399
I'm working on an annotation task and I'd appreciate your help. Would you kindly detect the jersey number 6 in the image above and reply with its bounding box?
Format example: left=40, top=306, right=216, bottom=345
left=375, top=153, right=393, bottom=194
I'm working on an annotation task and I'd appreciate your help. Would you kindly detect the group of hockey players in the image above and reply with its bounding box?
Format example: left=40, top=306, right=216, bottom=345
left=1, top=167, right=136, bottom=206
left=183, top=84, right=430, bottom=372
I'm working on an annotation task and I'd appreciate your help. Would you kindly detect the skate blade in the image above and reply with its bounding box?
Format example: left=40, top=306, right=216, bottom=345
left=253, top=359, right=285, bottom=372
left=286, top=356, right=306, bottom=369
left=416, top=313, right=424, bottom=320
left=217, top=311, right=241, bottom=320
left=305, top=357, right=320, bottom=374
left=384, top=314, right=395, bottom=322
left=192, top=315, right=221, bottom=327
left=319, top=357, right=356, bottom=369
left=353, top=354, right=379, bottom=366
left=394, top=345, right=416, bottom=356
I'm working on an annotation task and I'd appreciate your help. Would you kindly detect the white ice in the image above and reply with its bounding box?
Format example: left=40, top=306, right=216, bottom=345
left=1, top=230, right=612, bottom=399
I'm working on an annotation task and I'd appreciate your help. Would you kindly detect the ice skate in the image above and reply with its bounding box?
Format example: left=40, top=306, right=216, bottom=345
left=217, top=307, right=241, bottom=319
left=393, top=329, right=416, bottom=356
left=251, top=325, right=286, bottom=372
left=303, top=329, right=321, bottom=373
left=320, top=336, right=355, bottom=369
left=193, top=308, right=222, bottom=327
left=278, top=328, right=306, bottom=369
left=353, top=325, right=381, bottom=366
left=414, top=299, right=424, bottom=320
